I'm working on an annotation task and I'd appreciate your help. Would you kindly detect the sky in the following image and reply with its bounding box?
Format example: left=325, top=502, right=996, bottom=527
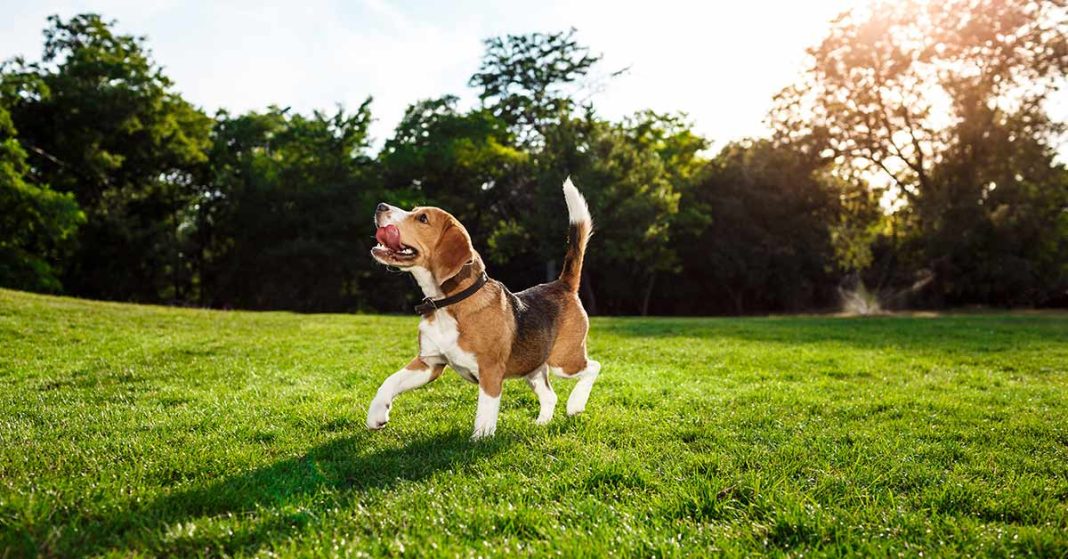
left=2, top=0, right=1064, bottom=155
left=0, top=0, right=878, bottom=151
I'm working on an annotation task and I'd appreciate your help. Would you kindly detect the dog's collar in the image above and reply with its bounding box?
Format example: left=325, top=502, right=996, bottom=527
left=414, top=272, right=488, bottom=315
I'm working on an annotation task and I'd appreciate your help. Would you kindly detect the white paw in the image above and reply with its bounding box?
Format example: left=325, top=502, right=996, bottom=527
left=471, top=423, right=496, bottom=440
left=366, top=398, right=391, bottom=430
left=567, top=377, right=595, bottom=416
left=536, top=395, right=557, bottom=425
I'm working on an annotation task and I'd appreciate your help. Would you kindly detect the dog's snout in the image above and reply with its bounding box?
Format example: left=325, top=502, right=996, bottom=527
left=376, top=203, right=390, bottom=213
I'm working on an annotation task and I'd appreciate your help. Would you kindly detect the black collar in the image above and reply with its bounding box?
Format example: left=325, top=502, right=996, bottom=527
left=414, top=272, right=489, bottom=315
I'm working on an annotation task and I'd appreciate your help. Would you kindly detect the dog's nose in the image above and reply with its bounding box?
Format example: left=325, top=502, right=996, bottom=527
left=376, top=203, right=389, bottom=213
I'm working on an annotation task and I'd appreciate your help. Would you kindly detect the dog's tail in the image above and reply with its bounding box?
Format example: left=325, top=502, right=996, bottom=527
left=559, top=177, right=593, bottom=293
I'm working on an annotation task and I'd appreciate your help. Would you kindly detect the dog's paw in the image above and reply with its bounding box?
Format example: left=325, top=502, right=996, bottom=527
left=535, top=393, right=557, bottom=425
left=366, top=398, right=391, bottom=430
left=470, top=424, right=496, bottom=440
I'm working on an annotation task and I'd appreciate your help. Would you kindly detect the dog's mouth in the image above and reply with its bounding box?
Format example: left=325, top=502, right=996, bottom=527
left=372, top=224, right=418, bottom=263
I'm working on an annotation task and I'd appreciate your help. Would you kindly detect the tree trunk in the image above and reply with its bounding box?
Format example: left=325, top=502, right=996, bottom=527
left=640, top=273, right=656, bottom=316
left=725, top=285, right=744, bottom=315
left=171, top=200, right=181, bottom=303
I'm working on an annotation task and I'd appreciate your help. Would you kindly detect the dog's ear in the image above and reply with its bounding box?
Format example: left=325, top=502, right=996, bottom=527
left=431, top=222, right=473, bottom=283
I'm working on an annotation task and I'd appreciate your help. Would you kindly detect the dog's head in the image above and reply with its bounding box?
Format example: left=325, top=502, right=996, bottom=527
left=372, top=203, right=475, bottom=283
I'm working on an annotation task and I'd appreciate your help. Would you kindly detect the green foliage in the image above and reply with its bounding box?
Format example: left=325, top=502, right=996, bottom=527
left=1, top=14, right=212, bottom=302
left=199, top=104, right=380, bottom=311
left=671, top=140, right=851, bottom=314
left=827, top=176, right=884, bottom=273
left=557, top=112, right=702, bottom=314
left=2, top=289, right=1067, bottom=556
left=0, top=106, right=83, bottom=291
left=385, top=77, right=706, bottom=316
left=381, top=96, right=527, bottom=242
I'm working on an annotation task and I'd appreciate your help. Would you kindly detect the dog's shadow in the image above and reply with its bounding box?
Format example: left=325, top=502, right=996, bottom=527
left=98, top=429, right=509, bottom=555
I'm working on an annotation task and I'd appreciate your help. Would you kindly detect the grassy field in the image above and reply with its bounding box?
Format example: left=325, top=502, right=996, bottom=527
left=1, top=288, right=1067, bottom=557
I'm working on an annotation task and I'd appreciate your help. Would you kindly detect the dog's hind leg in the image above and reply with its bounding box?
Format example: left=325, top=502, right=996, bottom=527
left=563, top=359, right=600, bottom=416
left=549, top=358, right=601, bottom=416
left=546, top=297, right=598, bottom=417
left=551, top=361, right=602, bottom=416
left=525, top=364, right=557, bottom=425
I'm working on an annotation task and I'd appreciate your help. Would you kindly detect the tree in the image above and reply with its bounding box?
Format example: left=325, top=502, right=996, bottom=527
left=199, top=104, right=381, bottom=311
left=1, top=14, right=212, bottom=302
left=920, top=117, right=1068, bottom=305
left=469, top=29, right=603, bottom=146
left=558, top=111, right=705, bottom=315
left=0, top=105, right=83, bottom=291
left=381, top=96, right=527, bottom=242
left=380, top=96, right=538, bottom=298
left=772, top=0, right=1068, bottom=306
left=464, top=31, right=706, bottom=314
left=673, top=140, right=849, bottom=314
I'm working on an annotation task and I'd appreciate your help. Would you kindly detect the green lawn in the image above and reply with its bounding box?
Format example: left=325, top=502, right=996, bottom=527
left=1, top=288, right=1067, bottom=557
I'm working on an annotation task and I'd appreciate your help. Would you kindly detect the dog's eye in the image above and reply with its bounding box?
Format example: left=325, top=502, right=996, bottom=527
left=417, top=214, right=429, bottom=224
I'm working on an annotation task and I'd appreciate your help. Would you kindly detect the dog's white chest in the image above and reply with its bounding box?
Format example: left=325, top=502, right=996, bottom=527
left=419, top=310, right=479, bottom=382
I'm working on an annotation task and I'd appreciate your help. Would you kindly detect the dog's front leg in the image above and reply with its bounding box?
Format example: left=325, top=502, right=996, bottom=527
left=367, top=357, right=444, bottom=430
left=472, top=369, right=503, bottom=440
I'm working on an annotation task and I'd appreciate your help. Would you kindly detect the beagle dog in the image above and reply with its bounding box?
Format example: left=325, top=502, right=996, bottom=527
left=366, top=178, right=600, bottom=439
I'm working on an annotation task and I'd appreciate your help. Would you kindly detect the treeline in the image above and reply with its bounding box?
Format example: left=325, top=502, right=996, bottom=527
left=2, top=1, right=1066, bottom=315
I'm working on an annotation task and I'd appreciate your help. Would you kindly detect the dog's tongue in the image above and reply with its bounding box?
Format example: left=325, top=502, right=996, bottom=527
left=376, top=224, right=403, bottom=252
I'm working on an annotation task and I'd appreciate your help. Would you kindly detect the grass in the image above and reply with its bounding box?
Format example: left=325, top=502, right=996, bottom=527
left=1, top=288, right=1067, bottom=557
